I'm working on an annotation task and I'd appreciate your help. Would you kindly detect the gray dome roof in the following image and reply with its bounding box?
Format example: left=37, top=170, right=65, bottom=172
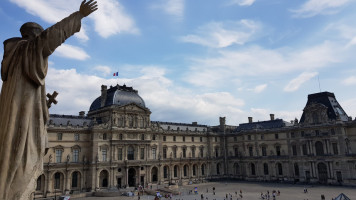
left=89, top=84, right=146, bottom=111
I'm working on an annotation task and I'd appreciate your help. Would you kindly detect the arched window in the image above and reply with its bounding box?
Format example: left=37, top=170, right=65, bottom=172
left=263, top=163, right=269, bottom=175
left=315, top=141, right=324, bottom=156
left=174, top=166, right=178, bottom=177
left=72, top=172, right=78, bottom=188
left=54, top=172, right=61, bottom=189
left=128, top=146, right=134, bottom=160
left=277, top=163, right=283, bottom=176
left=251, top=163, right=256, bottom=175
left=294, top=163, right=299, bottom=176
left=163, top=166, right=168, bottom=179
left=234, top=163, right=240, bottom=175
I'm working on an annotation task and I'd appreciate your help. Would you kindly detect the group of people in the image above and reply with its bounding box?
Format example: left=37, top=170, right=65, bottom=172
left=260, top=190, right=280, bottom=200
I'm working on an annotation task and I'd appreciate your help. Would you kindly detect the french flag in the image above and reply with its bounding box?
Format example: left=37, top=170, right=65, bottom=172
left=113, top=72, right=118, bottom=76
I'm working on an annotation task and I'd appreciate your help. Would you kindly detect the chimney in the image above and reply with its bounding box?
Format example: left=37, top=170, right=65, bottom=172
left=101, top=85, right=107, bottom=107
left=79, top=111, right=85, bottom=117
left=219, top=117, right=226, bottom=132
left=248, top=117, right=253, bottom=123
left=270, top=114, right=275, bottom=120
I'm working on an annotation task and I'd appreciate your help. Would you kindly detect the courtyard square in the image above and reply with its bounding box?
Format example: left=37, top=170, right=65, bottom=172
left=74, top=181, right=355, bottom=200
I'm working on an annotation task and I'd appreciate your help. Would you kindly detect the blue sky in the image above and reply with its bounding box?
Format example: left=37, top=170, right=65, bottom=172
left=1, top=0, right=356, bottom=125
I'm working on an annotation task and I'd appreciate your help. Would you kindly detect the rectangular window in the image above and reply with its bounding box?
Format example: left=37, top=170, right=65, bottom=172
left=56, top=149, right=62, bottom=163
left=301, top=131, right=305, bottom=137
left=215, top=148, right=219, bottom=157
left=152, top=135, right=156, bottom=140
left=163, top=136, right=166, bottom=141
left=248, top=135, right=251, bottom=140
left=276, top=146, right=281, bottom=156
left=183, top=148, right=186, bottom=158
left=249, top=146, right=253, bottom=157
left=118, top=148, right=123, bottom=160
left=234, top=148, right=238, bottom=157
left=192, top=148, right=195, bottom=158
left=292, top=145, right=297, bottom=156
left=163, top=148, right=167, bottom=159
left=173, top=148, right=177, bottom=158
left=200, top=148, right=203, bottom=158
left=191, top=136, right=194, bottom=142
left=234, top=137, right=237, bottom=142
left=331, top=128, right=336, bottom=135
left=291, top=132, right=295, bottom=138
left=261, top=134, right=264, bottom=140
left=200, top=137, right=203, bottom=142
left=140, top=148, right=145, bottom=160
left=215, top=137, right=218, bottom=142
left=262, top=146, right=267, bottom=156
left=141, top=134, right=145, bottom=140
left=302, top=144, right=307, bottom=155
left=102, top=149, right=107, bottom=162
left=173, top=136, right=176, bottom=142
left=332, top=143, right=338, bottom=155
left=57, top=133, right=62, bottom=141
left=275, top=134, right=279, bottom=139
left=183, top=136, right=185, bottom=142
left=74, top=133, right=79, bottom=141
left=152, top=148, right=156, bottom=159
left=315, top=130, right=320, bottom=136
left=73, top=149, right=79, bottom=163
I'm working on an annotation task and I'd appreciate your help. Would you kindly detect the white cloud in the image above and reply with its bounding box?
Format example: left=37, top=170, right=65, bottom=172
left=228, top=0, right=256, bottom=6
left=291, top=0, right=352, bottom=18
left=251, top=84, right=267, bottom=93
left=93, top=65, right=112, bottom=76
left=185, top=42, right=340, bottom=88
left=181, top=20, right=262, bottom=48
left=342, top=76, right=356, bottom=85
left=284, top=71, right=318, bottom=92
left=45, top=66, right=247, bottom=125
left=9, top=0, right=138, bottom=39
left=54, top=44, right=90, bottom=60
left=152, top=0, right=185, bottom=20
left=90, top=0, right=139, bottom=38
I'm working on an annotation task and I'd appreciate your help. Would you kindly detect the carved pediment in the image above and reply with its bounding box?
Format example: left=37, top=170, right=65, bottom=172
left=303, top=103, right=329, bottom=124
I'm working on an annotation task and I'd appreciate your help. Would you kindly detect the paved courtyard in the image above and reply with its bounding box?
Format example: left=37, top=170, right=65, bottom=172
left=74, top=181, right=355, bottom=200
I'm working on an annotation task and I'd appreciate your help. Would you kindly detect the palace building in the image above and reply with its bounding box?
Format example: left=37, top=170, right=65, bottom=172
left=35, top=84, right=356, bottom=197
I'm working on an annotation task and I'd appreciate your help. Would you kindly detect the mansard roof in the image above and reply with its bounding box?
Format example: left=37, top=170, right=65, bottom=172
left=89, top=84, right=146, bottom=112
left=300, top=91, right=348, bottom=123
left=235, top=119, right=291, bottom=132
left=48, top=114, right=92, bottom=127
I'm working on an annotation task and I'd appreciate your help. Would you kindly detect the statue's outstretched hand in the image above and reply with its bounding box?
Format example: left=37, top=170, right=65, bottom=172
left=80, top=0, right=98, bottom=17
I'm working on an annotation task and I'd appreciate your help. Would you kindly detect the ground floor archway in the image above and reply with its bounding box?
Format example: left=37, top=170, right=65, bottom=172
left=128, top=168, right=136, bottom=187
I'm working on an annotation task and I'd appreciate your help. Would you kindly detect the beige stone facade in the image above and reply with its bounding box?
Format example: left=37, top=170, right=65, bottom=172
left=35, top=86, right=356, bottom=198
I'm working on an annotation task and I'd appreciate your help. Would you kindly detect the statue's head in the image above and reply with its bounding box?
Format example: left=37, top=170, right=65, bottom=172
left=20, top=22, right=44, bottom=40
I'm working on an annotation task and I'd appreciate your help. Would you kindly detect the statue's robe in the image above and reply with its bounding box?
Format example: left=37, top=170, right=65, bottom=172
left=0, top=11, right=83, bottom=200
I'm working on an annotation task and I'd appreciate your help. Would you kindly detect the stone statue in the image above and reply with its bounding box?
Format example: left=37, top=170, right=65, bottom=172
left=0, top=1, right=97, bottom=199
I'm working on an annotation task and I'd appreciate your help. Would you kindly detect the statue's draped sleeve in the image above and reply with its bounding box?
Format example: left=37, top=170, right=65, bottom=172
left=24, top=11, right=82, bottom=86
